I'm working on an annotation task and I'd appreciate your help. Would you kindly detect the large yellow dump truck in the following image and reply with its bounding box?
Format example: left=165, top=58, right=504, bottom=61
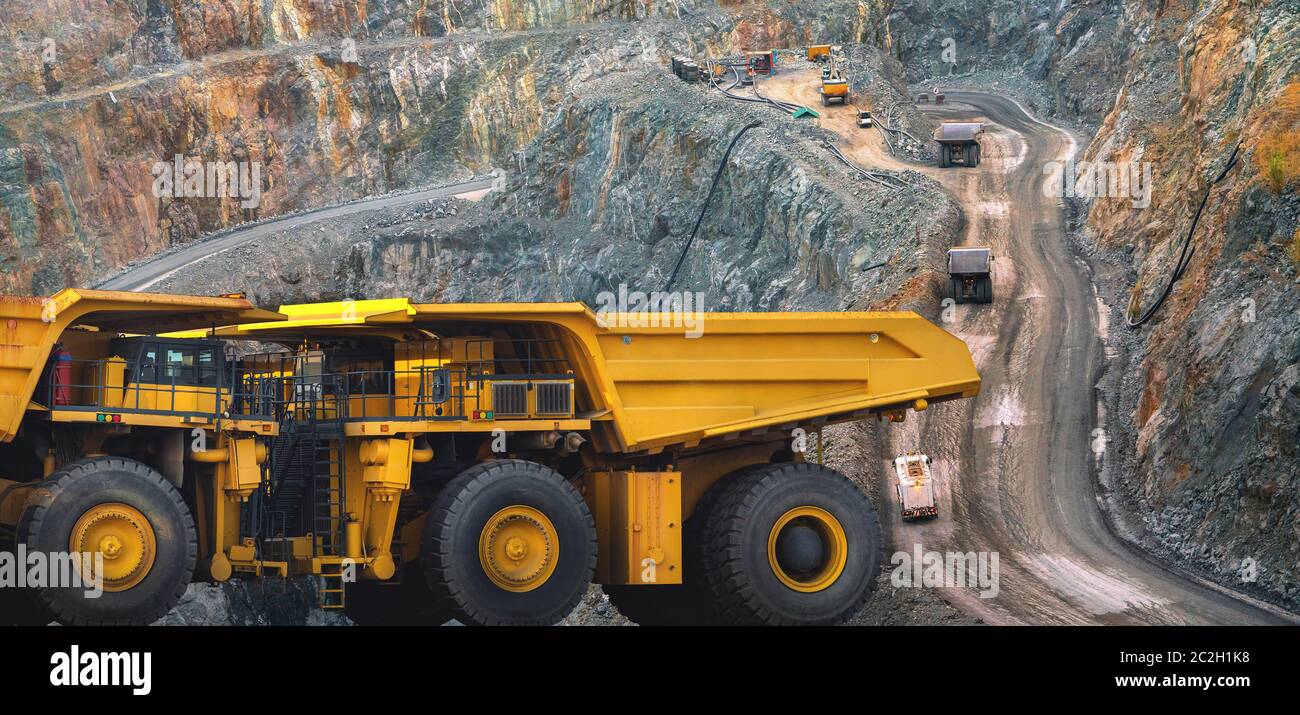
left=1, top=291, right=978, bottom=626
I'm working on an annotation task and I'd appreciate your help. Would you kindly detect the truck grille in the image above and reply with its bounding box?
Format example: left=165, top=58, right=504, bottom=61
left=491, top=382, right=528, bottom=416
left=535, top=382, right=573, bottom=416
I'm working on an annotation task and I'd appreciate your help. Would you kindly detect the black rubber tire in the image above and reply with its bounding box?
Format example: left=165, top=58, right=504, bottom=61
left=19, top=457, right=197, bottom=626
left=700, top=463, right=882, bottom=626
left=949, top=277, right=964, bottom=304
left=345, top=562, right=452, bottom=626
left=980, top=275, right=994, bottom=303
left=938, top=144, right=950, bottom=167
left=602, top=464, right=761, bottom=625
left=422, top=459, right=596, bottom=626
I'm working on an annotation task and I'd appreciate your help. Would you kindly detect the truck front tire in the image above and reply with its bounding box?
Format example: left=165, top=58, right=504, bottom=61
left=19, top=457, right=197, bottom=626
left=700, top=463, right=881, bottom=625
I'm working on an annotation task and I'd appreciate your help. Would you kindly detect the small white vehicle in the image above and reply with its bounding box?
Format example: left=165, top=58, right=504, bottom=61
left=857, top=109, right=873, bottom=128
left=894, top=453, right=938, bottom=519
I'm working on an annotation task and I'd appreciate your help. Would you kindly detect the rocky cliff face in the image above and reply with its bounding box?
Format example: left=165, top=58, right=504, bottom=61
left=0, top=1, right=888, bottom=296
left=1081, top=0, right=1300, bottom=610
left=149, top=65, right=951, bottom=312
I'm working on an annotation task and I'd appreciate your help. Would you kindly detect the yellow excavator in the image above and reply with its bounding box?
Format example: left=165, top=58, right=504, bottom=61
left=0, top=289, right=978, bottom=625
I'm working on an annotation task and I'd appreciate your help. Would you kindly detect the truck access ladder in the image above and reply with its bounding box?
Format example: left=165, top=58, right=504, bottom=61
left=260, top=370, right=348, bottom=608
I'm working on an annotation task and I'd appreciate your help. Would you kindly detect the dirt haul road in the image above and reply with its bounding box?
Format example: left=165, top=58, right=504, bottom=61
left=760, top=71, right=1291, bottom=625
left=97, top=180, right=494, bottom=291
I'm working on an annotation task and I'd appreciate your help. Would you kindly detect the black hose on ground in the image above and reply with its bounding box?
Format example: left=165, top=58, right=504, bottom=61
left=1126, top=141, right=1241, bottom=328
left=663, top=121, right=762, bottom=292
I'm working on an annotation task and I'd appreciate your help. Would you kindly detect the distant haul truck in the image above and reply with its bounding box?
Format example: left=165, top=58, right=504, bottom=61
left=936, top=122, right=983, bottom=167
left=0, top=290, right=980, bottom=627
left=807, top=44, right=832, bottom=62
left=894, top=454, right=937, bottom=519
left=821, top=78, right=849, bottom=105
left=948, top=247, right=994, bottom=304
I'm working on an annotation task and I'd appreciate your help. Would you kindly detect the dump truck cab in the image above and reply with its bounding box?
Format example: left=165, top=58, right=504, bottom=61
left=936, top=122, right=983, bottom=167
left=0, top=289, right=280, bottom=438
left=2, top=291, right=980, bottom=627
left=894, top=453, right=937, bottom=519
left=947, top=247, right=994, bottom=304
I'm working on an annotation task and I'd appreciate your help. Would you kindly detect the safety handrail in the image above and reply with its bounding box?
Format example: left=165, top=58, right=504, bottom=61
left=46, top=358, right=576, bottom=423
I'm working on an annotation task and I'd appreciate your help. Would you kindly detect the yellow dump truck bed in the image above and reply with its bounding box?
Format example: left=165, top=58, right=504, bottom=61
left=822, top=80, right=849, bottom=95
left=580, top=310, right=978, bottom=451
left=189, top=299, right=980, bottom=454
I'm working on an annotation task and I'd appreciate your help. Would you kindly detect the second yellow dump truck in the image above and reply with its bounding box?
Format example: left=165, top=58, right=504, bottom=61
left=0, top=290, right=979, bottom=626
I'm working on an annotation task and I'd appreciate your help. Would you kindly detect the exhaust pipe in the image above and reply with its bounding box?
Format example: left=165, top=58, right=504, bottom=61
left=559, top=432, right=586, bottom=456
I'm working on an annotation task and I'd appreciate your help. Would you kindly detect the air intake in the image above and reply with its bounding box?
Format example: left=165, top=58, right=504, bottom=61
left=491, top=382, right=528, bottom=416
left=535, top=382, right=573, bottom=416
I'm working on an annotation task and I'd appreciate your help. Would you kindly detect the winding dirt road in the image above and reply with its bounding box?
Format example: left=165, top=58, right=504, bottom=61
left=896, top=94, right=1293, bottom=625
left=762, top=71, right=1291, bottom=625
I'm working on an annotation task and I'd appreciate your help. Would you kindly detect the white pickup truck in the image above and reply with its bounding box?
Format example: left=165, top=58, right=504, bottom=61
left=894, top=453, right=938, bottom=519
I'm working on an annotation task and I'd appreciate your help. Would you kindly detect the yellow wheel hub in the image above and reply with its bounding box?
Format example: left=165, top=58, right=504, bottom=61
left=767, top=506, right=848, bottom=593
left=478, top=505, right=559, bottom=592
left=69, top=503, right=157, bottom=592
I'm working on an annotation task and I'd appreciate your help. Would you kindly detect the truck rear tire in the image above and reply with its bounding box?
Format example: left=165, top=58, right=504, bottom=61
left=700, top=463, right=881, bottom=625
left=422, top=459, right=596, bottom=626
left=979, top=275, right=994, bottom=303
left=345, top=563, right=452, bottom=626
left=18, top=457, right=197, bottom=626
left=939, top=144, right=950, bottom=167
